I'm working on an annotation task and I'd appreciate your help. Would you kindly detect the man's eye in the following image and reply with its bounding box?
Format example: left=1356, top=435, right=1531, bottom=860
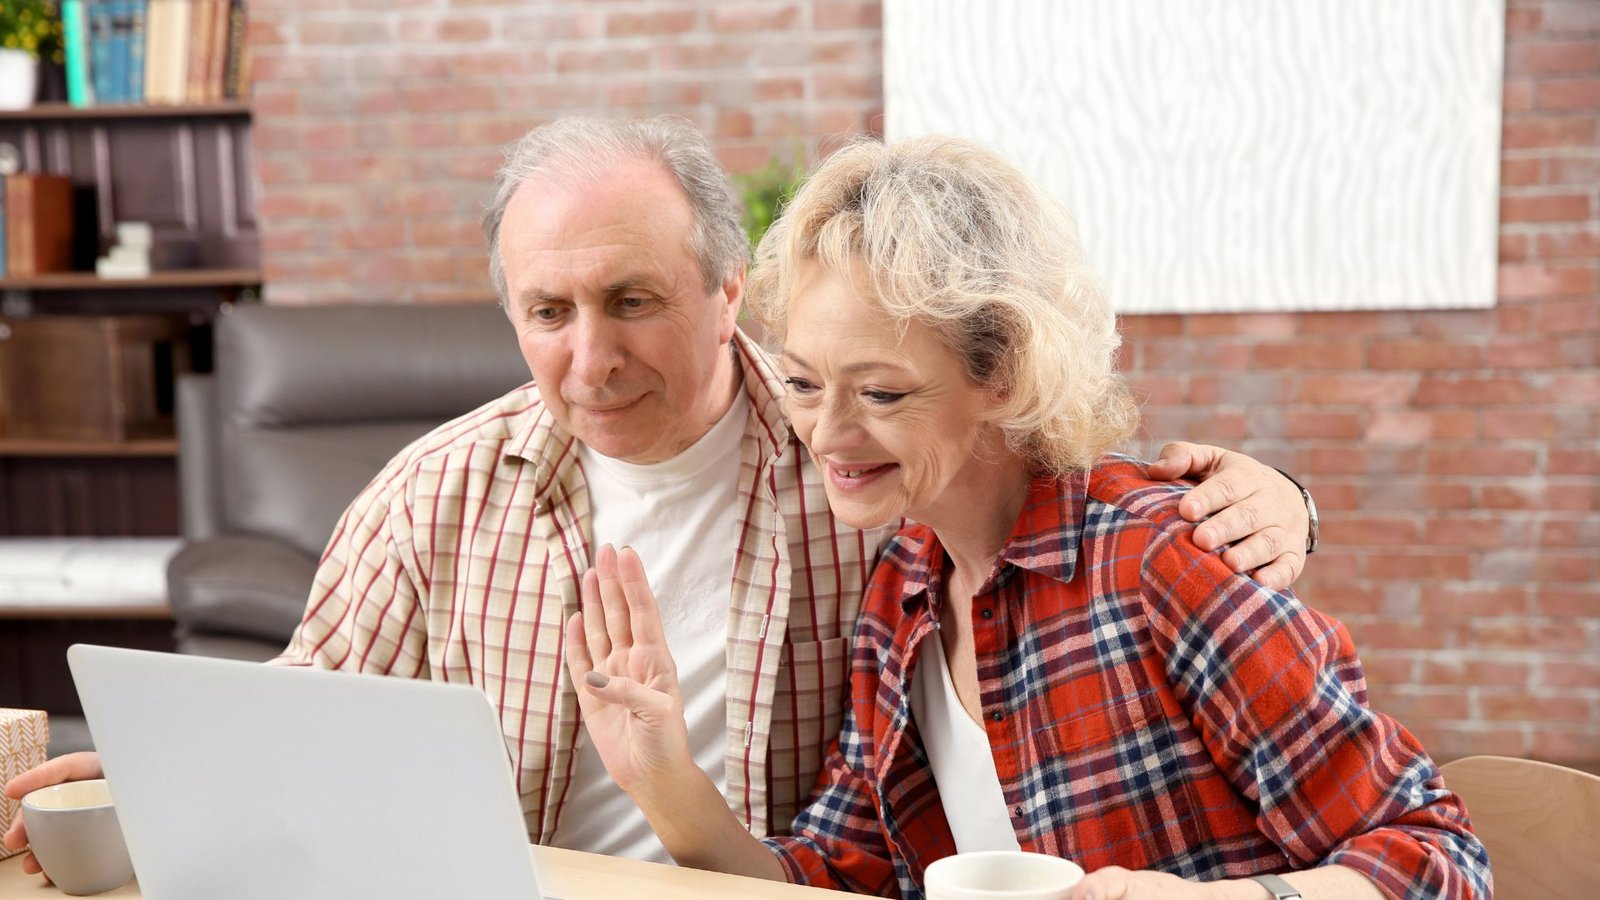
left=783, top=377, right=819, bottom=395
left=617, top=296, right=652, bottom=312
left=531, top=307, right=563, bottom=322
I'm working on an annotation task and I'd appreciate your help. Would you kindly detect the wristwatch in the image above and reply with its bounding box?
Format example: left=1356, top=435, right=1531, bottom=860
left=1249, top=873, right=1303, bottom=899
left=1272, top=467, right=1319, bottom=556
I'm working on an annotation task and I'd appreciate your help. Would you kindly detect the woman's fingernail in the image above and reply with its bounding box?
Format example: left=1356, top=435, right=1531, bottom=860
left=584, top=671, right=609, bottom=688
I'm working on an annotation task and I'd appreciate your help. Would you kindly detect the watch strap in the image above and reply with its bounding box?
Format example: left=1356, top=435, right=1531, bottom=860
left=1271, top=467, right=1319, bottom=555
left=1249, top=873, right=1304, bottom=899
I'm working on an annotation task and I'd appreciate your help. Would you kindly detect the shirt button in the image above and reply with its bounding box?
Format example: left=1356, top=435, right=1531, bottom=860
left=1012, top=805, right=1023, bottom=818
left=990, top=711, right=1003, bottom=723
left=980, top=608, right=994, bottom=620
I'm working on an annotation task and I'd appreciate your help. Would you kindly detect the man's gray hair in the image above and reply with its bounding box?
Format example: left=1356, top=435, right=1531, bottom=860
left=482, top=115, right=748, bottom=303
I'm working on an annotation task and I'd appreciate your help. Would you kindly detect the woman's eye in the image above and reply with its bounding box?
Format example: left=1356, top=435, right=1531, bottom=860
left=783, top=377, right=819, bottom=395
left=864, top=390, right=906, bottom=405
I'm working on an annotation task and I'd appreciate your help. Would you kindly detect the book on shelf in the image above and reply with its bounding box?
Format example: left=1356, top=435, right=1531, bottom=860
left=2, top=174, right=75, bottom=278
left=63, top=0, right=95, bottom=107
left=51, top=0, right=252, bottom=107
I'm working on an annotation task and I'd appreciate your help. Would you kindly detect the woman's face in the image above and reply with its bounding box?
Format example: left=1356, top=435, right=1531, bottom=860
left=780, top=261, right=1006, bottom=530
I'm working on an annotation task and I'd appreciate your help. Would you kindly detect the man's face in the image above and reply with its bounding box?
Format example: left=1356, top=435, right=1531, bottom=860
left=499, top=160, right=743, bottom=464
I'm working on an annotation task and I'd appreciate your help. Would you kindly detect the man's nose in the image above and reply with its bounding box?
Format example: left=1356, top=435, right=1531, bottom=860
left=569, top=313, right=626, bottom=386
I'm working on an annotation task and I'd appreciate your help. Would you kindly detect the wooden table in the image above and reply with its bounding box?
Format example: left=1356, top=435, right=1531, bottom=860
left=0, top=845, right=857, bottom=898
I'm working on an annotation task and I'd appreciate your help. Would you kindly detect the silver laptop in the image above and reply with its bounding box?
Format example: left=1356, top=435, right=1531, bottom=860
left=68, top=645, right=543, bottom=900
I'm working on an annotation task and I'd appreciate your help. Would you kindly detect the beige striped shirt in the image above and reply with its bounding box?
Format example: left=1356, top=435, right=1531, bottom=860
left=274, top=330, right=896, bottom=839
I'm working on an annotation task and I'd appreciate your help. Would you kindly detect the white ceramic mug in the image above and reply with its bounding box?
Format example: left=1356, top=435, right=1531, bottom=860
left=21, top=779, right=135, bottom=896
left=924, top=850, right=1085, bottom=900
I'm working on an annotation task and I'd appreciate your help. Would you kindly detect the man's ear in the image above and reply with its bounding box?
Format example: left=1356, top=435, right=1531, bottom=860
left=718, top=263, right=747, bottom=343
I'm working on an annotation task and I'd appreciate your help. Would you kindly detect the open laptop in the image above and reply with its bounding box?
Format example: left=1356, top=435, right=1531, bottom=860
left=67, top=645, right=543, bottom=900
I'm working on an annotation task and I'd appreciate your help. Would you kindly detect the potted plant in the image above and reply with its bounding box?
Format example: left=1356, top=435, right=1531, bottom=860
left=0, top=0, right=64, bottom=109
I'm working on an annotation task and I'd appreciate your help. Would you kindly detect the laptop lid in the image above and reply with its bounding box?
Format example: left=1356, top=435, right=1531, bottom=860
left=67, top=645, right=542, bottom=900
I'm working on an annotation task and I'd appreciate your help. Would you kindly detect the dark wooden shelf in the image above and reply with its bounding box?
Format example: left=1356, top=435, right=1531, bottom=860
left=0, top=101, right=251, bottom=121
left=0, top=437, right=178, bottom=457
left=0, top=269, right=261, bottom=291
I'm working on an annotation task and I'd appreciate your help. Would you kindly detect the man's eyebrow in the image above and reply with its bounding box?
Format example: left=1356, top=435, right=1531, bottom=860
left=604, top=276, right=660, bottom=295
left=515, top=288, right=564, bottom=307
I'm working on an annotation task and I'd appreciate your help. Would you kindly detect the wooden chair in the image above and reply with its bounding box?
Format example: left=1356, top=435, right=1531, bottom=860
left=1439, top=755, right=1600, bottom=898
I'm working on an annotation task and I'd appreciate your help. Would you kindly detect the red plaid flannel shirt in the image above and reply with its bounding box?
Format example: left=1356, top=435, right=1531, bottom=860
left=763, top=457, right=1490, bottom=899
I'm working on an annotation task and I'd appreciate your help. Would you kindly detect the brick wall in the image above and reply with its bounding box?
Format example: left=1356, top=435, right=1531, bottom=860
left=248, top=0, right=882, bottom=303
left=247, top=0, right=1599, bottom=764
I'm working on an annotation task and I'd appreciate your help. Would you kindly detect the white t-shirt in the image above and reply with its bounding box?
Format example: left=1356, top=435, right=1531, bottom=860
left=909, top=629, right=1022, bottom=853
left=550, top=392, right=749, bottom=862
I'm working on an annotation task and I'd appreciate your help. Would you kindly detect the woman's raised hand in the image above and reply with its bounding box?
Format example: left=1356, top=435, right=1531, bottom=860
left=562, top=544, right=694, bottom=793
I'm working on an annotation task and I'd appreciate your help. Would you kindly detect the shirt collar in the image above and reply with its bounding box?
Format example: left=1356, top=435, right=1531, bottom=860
left=897, top=470, right=1090, bottom=614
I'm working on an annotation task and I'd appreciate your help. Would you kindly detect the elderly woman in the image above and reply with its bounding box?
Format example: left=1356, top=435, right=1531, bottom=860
left=564, top=136, right=1490, bottom=899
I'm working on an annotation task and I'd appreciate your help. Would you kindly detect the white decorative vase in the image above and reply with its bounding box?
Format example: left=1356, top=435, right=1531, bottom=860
left=0, top=48, right=39, bottom=109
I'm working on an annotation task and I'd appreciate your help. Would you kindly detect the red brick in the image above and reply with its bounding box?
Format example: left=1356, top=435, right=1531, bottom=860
left=1126, top=376, right=1185, bottom=407
left=1319, top=515, right=1421, bottom=547
left=555, top=47, right=653, bottom=74
left=1505, top=7, right=1542, bottom=35
left=1365, top=553, right=1473, bottom=581
left=1481, top=410, right=1558, bottom=439
left=1369, top=688, right=1472, bottom=722
left=1498, top=233, right=1530, bottom=263
left=1508, top=40, right=1600, bottom=75
left=1365, top=410, right=1477, bottom=444
left=1118, top=315, right=1185, bottom=338
left=1416, top=376, right=1547, bottom=405
left=1367, top=341, right=1483, bottom=370
left=1551, top=373, right=1600, bottom=403
left=1541, top=660, right=1600, bottom=689
left=1535, top=225, right=1600, bottom=258
left=1299, top=374, right=1414, bottom=405
left=1423, top=516, right=1520, bottom=549
left=1551, top=446, right=1600, bottom=474
left=1251, top=341, right=1363, bottom=369
left=1532, top=297, right=1600, bottom=333
left=607, top=9, right=698, bottom=37
left=1184, top=313, right=1296, bottom=338
left=1284, top=411, right=1364, bottom=440
left=1540, top=517, right=1600, bottom=547
left=709, top=4, right=799, bottom=32
left=1499, top=155, right=1542, bottom=187
left=1498, top=262, right=1595, bottom=298
left=1425, top=447, right=1539, bottom=476
left=1547, top=152, right=1600, bottom=184
left=1543, top=1, right=1600, bottom=35
left=499, top=11, right=600, bottom=42
left=1359, top=651, right=1420, bottom=688
left=1471, top=620, right=1591, bottom=652
left=1480, top=693, right=1596, bottom=724
left=815, top=1, right=882, bottom=30
left=1419, top=587, right=1532, bottom=619
left=1537, top=588, right=1600, bottom=618
left=1296, top=311, right=1388, bottom=336
left=1500, top=191, right=1592, bottom=222
left=1423, top=658, right=1533, bottom=689
left=1540, top=77, right=1600, bottom=110
left=1424, top=725, right=1532, bottom=760
left=1502, top=115, right=1598, bottom=148
left=1351, top=618, right=1463, bottom=650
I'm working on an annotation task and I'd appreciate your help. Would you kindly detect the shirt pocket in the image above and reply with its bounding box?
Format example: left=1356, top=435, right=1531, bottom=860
left=1046, top=687, right=1169, bottom=756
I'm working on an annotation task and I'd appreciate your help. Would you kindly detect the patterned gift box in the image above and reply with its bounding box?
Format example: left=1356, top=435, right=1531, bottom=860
left=0, top=709, right=48, bottom=861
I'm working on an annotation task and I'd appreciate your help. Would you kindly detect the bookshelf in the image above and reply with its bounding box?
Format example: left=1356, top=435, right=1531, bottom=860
left=0, top=101, right=251, bottom=121
left=0, top=100, right=258, bottom=536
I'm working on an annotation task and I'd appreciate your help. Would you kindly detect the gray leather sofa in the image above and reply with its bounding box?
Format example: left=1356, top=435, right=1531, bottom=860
left=168, top=303, right=531, bottom=660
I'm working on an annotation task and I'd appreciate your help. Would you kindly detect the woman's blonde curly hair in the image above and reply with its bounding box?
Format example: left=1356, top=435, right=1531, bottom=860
left=746, top=135, right=1139, bottom=475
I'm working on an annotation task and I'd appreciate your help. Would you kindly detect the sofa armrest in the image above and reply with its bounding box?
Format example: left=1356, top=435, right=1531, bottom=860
left=167, top=536, right=317, bottom=646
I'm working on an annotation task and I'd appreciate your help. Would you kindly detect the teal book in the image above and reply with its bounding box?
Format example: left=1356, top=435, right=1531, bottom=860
left=127, top=0, right=148, bottom=103
left=63, top=0, right=95, bottom=106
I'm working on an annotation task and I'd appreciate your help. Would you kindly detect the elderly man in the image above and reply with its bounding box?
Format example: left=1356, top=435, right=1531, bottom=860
left=5, top=116, right=1313, bottom=870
